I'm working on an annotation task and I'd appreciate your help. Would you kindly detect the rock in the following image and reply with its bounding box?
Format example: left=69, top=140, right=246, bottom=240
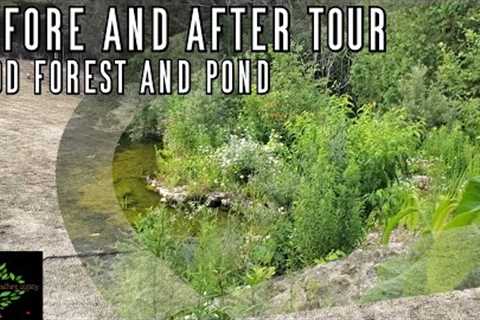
left=156, top=186, right=188, bottom=206
left=251, top=287, right=480, bottom=320
left=411, top=175, right=432, bottom=191
left=205, top=192, right=232, bottom=209
left=225, top=246, right=407, bottom=316
left=146, top=176, right=233, bottom=209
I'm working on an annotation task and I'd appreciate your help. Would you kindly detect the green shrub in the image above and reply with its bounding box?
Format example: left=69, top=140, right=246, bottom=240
left=457, top=98, right=480, bottom=140
left=247, top=160, right=301, bottom=209
left=367, top=181, right=417, bottom=227
left=164, top=93, right=242, bottom=155
left=240, top=50, right=331, bottom=143
left=399, top=66, right=455, bottom=127
left=421, top=126, right=479, bottom=194
left=136, top=207, right=246, bottom=298
left=134, top=207, right=190, bottom=271
left=214, top=135, right=279, bottom=184
left=157, top=148, right=222, bottom=193
left=125, top=99, right=166, bottom=142
left=438, top=28, right=480, bottom=99
left=290, top=110, right=363, bottom=263
left=188, top=218, right=244, bottom=297
left=350, top=51, right=409, bottom=107
left=348, top=107, right=422, bottom=196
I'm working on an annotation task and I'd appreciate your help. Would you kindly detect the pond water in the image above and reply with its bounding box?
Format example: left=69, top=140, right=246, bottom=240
left=112, top=142, right=238, bottom=233
left=112, top=142, right=161, bottom=222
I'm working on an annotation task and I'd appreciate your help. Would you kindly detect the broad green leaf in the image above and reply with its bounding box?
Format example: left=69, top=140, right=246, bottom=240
left=431, top=196, right=456, bottom=235
left=383, top=207, right=418, bottom=244
left=0, top=291, right=11, bottom=298
left=444, top=209, right=480, bottom=230
left=456, top=177, right=480, bottom=214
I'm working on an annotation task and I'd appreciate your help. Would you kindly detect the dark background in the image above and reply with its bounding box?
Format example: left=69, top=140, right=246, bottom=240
left=0, top=252, right=43, bottom=320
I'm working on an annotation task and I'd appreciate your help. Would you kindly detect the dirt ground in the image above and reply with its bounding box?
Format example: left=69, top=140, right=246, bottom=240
left=0, top=61, right=116, bottom=320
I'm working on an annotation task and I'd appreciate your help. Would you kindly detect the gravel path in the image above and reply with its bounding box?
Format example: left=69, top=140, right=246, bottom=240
left=0, top=61, right=116, bottom=320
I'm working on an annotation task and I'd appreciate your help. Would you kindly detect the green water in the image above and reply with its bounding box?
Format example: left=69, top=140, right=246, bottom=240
left=112, top=142, right=239, bottom=232
left=112, top=143, right=161, bottom=222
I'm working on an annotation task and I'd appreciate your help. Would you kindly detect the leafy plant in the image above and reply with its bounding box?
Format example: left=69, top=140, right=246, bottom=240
left=314, top=250, right=347, bottom=265
left=169, top=301, right=232, bottom=320
left=215, top=135, right=279, bottom=184
left=444, top=177, right=480, bottom=230
left=383, top=177, right=480, bottom=243
left=245, top=266, right=276, bottom=287
left=290, top=109, right=364, bottom=263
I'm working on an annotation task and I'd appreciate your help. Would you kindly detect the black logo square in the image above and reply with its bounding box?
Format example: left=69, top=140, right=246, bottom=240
left=0, top=252, right=43, bottom=320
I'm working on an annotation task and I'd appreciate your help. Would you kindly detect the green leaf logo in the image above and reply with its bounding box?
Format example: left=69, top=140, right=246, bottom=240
left=0, top=263, right=26, bottom=311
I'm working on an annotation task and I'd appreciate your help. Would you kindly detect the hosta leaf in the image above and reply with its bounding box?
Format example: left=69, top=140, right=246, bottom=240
left=444, top=209, right=480, bottom=230
left=456, top=177, right=480, bottom=214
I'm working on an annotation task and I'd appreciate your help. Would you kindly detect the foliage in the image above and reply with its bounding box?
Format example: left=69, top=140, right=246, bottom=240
left=444, top=177, right=480, bottom=229
left=239, top=49, right=330, bottom=143
left=125, top=100, right=166, bottom=142
left=289, top=109, right=363, bottom=263
left=314, top=250, right=347, bottom=265
left=161, top=82, right=243, bottom=155
left=188, top=218, right=244, bottom=297
left=215, top=135, right=280, bottom=184
left=103, top=246, right=200, bottom=320
left=113, top=2, right=480, bottom=316
left=135, top=207, right=245, bottom=298
left=421, top=126, right=480, bottom=194
left=157, top=148, right=222, bottom=193
left=347, top=107, right=421, bottom=196
left=169, top=301, right=232, bottom=320
left=398, top=66, right=455, bottom=127
left=245, top=266, right=276, bottom=287
left=383, top=177, right=480, bottom=244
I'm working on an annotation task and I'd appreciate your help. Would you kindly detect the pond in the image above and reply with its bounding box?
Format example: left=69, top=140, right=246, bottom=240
left=112, top=142, right=161, bottom=223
